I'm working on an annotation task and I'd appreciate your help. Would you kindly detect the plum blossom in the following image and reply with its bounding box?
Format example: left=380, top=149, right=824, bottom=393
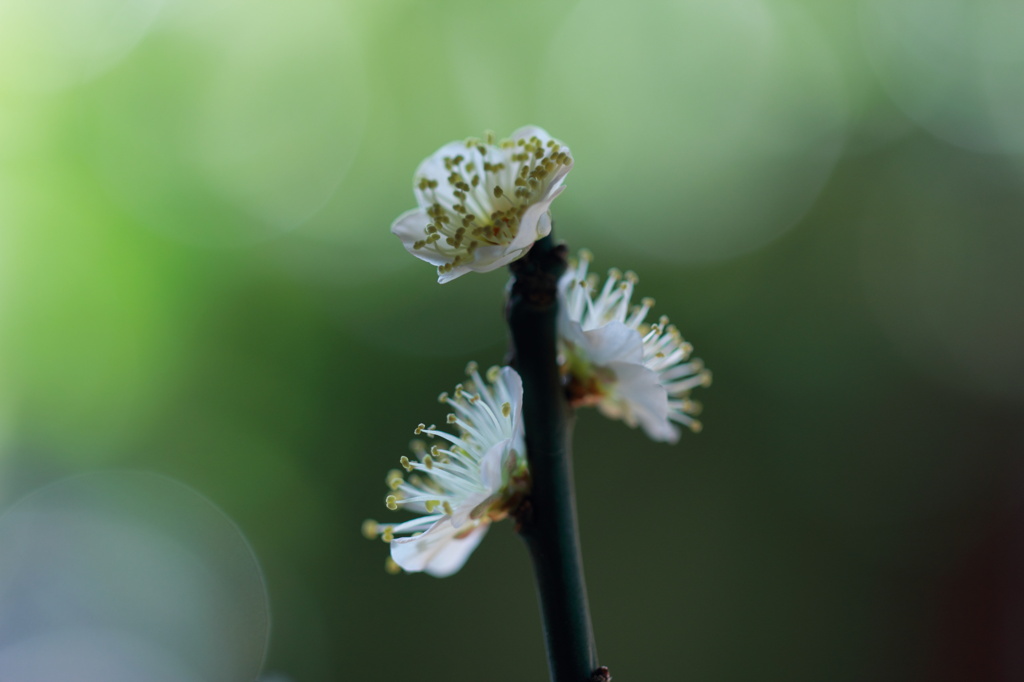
left=391, top=126, right=573, bottom=283
left=363, top=364, right=529, bottom=577
left=559, top=250, right=711, bottom=443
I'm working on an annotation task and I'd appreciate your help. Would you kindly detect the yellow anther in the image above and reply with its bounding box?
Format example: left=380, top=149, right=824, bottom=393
left=425, top=499, right=441, bottom=513
left=438, top=391, right=449, bottom=404
left=385, top=495, right=399, bottom=511
left=361, top=519, right=379, bottom=540
left=423, top=455, right=434, bottom=470
left=501, top=402, right=512, bottom=418
left=409, top=439, right=426, bottom=455
left=701, top=371, right=713, bottom=387
left=400, top=456, right=414, bottom=472
left=655, top=352, right=665, bottom=359
left=579, top=248, right=593, bottom=262
left=382, top=526, right=395, bottom=543
left=608, top=268, right=622, bottom=280
left=442, top=501, right=454, bottom=516
left=430, top=444, right=442, bottom=457
left=414, top=423, right=425, bottom=435
left=385, top=557, right=401, bottom=575
left=465, top=361, right=479, bottom=375
left=642, top=297, right=655, bottom=308
left=493, top=185, right=504, bottom=198
left=386, top=469, right=404, bottom=490
left=625, top=271, right=638, bottom=284
left=659, top=315, right=670, bottom=326
left=689, top=420, right=704, bottom=433
left=447, top=413, right=458, bottom=424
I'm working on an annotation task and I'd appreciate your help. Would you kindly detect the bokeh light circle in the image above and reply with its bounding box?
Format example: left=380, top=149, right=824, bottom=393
left=0, top=0, right=165, bottom=93
left=539, top=0, right=848, bottom=263
left=0, top=471, right=270, bottom=682
left=861, top=0, right=1024, bottom=153
left=88, top=0, right=368, bottom=247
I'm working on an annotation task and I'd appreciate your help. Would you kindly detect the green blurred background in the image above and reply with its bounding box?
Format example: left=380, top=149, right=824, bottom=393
left=2, top=0, right=1023, bottom=680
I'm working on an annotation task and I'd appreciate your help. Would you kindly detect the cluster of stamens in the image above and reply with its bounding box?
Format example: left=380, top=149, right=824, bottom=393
left=562, top=250, right=712, bottom=432
left=363, top=362, right=527, bottom=571
left=411, top=132, right=573, bottom=276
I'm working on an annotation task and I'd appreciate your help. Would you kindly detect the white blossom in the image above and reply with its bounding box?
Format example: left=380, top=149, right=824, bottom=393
left=559, top=250, right=711, bottom=443
left=364, top=364, right=528, bottom=577
left=391, top=126, right=573, bottom=283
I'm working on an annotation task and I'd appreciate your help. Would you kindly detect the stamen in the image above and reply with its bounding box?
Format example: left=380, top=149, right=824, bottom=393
left=386, top=470, right=404, bottom=490
left=361, top=519, right=379, bottom=540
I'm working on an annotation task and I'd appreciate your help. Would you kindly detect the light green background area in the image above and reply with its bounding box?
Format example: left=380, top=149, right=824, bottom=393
left=2, top=0, right=1023, bottom=680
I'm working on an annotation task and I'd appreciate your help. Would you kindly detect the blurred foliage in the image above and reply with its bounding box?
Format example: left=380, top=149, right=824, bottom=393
left=1, top=0, right=1023, bottom=680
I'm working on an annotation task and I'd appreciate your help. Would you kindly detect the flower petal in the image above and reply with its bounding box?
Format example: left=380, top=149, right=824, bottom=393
left=390, top=208, right=448, bottom=267
left=390, top=518, right=489, bottom=578
left=393, top=127, right=573, bottom=282
left=603, top=361, right=678, bottom=443
left=580, top=321, right=645, bottom=366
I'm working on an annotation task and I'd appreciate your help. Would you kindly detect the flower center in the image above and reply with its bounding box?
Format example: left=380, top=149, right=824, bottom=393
left=412, top=132, right=573, bottom=275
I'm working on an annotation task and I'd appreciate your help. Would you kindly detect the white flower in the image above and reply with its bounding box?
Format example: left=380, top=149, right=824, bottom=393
left=391, top=126, right=573, bottom=283
left=363, top=363, right=529, bottom=577
left=558, top=250, right=711, bottom=443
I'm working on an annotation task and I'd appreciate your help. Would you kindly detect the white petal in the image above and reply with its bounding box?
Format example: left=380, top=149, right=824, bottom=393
left=580, top=321, right=645, bottom=366
left=390, top=208, right=448, bottom=267
left=411, top=141, right=473, bottom=208
left=437, top=264, right=471, bottom=284
left=390, top=518, right=488, bottom=578
left=558, top=315, right=590, bottom=353
left=604, top=361, right=679, bottom=443
left=448, top=488, right=492, bottom=530
left=498, top=366, right=525, bottom=416
left=507, top=196, right=555, bottom=254
left=477, top=440, right=509, bottom=495
left=473, top=367, right=524, bottom=494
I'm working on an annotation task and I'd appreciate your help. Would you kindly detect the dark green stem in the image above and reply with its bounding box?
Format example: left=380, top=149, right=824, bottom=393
left=508, top=236, right=606, bottom=682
